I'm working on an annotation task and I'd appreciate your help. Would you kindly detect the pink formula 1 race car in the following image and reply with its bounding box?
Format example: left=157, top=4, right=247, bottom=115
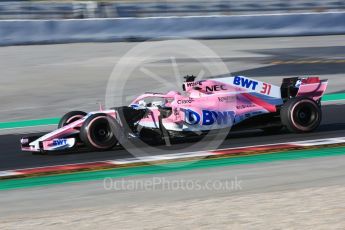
left=21, top=75, right=328, bottom=153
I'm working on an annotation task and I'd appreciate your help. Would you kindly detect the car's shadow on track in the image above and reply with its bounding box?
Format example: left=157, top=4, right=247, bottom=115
left=316, top=123, right=345, bottom=132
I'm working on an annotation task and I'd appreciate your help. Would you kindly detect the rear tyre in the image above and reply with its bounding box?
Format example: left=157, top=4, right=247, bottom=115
left=58, top=111, right=87, bottom=128
left=281, top=97, right=321, bottom=133
left=80, top=113, right=118, bottom=151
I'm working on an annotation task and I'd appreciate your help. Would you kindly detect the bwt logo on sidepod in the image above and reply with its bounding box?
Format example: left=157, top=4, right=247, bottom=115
left=185, top=109, right=235, bottom=126
left=233, top=76, right=258, bottom=90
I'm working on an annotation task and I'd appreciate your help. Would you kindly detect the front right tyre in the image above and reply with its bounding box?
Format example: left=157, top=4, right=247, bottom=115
left=80, top=113, right=118, bottom=151
left=280, top=97, right=322, bottom=133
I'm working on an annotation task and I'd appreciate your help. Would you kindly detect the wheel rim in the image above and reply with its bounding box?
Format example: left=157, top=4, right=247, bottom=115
left=292, top=102, right=318, bottom=128
left=89, top=118, right=114, bottom=146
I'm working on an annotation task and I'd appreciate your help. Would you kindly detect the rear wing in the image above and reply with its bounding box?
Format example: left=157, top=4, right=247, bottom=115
left=281, top=77, right=328, bottom=102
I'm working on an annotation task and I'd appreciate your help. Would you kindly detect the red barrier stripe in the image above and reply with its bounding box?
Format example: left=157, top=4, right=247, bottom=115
left=17, top=162, right=114, bottom=174
left=213, top=144, right=296, bottom=155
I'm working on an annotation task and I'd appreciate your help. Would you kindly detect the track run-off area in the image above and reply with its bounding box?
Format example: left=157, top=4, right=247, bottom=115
left=0, top=35, right=345, bottom=184
left=0, top=95, right=344, bottom=181
left=0, top=36, right=345, bottom=229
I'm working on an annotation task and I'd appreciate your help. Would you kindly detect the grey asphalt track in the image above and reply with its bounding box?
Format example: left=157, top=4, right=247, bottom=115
left=0, top=35, right=344, bottom=171
left=0, top=36, right=344, bottom=224
left=0, top=104, right=344, bottom=171
left=1, top=153, right=345, bottom=219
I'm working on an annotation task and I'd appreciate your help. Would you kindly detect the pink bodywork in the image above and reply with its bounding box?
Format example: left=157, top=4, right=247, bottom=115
left=22, top=76, right=328, bottom=152
left=132, top=79, right=272, bottom=131
left=296, top=77, right=328, bottom=101
left=130, top=77, right=327, bottom=131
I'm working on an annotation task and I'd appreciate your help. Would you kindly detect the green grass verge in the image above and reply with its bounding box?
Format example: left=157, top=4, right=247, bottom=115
left=0, top=117, right=59, bottom=130
left=323, top=93, right=345, bottom=102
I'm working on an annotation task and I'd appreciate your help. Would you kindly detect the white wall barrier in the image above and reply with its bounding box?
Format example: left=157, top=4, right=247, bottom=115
left=0, top=12, right=345, bottom=46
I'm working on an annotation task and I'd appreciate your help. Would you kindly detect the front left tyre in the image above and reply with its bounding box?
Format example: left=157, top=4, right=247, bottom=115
left=80, top=113, right=118, bottom=151
left=58, top=111, right=87, bottom=128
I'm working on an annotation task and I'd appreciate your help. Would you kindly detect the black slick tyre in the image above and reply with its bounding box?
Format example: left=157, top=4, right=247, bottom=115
left=280, top=97, right=321, bottom=133
left=58, top=111, right=87, bottom=128
left=80, top=113, right=118, bottom=151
